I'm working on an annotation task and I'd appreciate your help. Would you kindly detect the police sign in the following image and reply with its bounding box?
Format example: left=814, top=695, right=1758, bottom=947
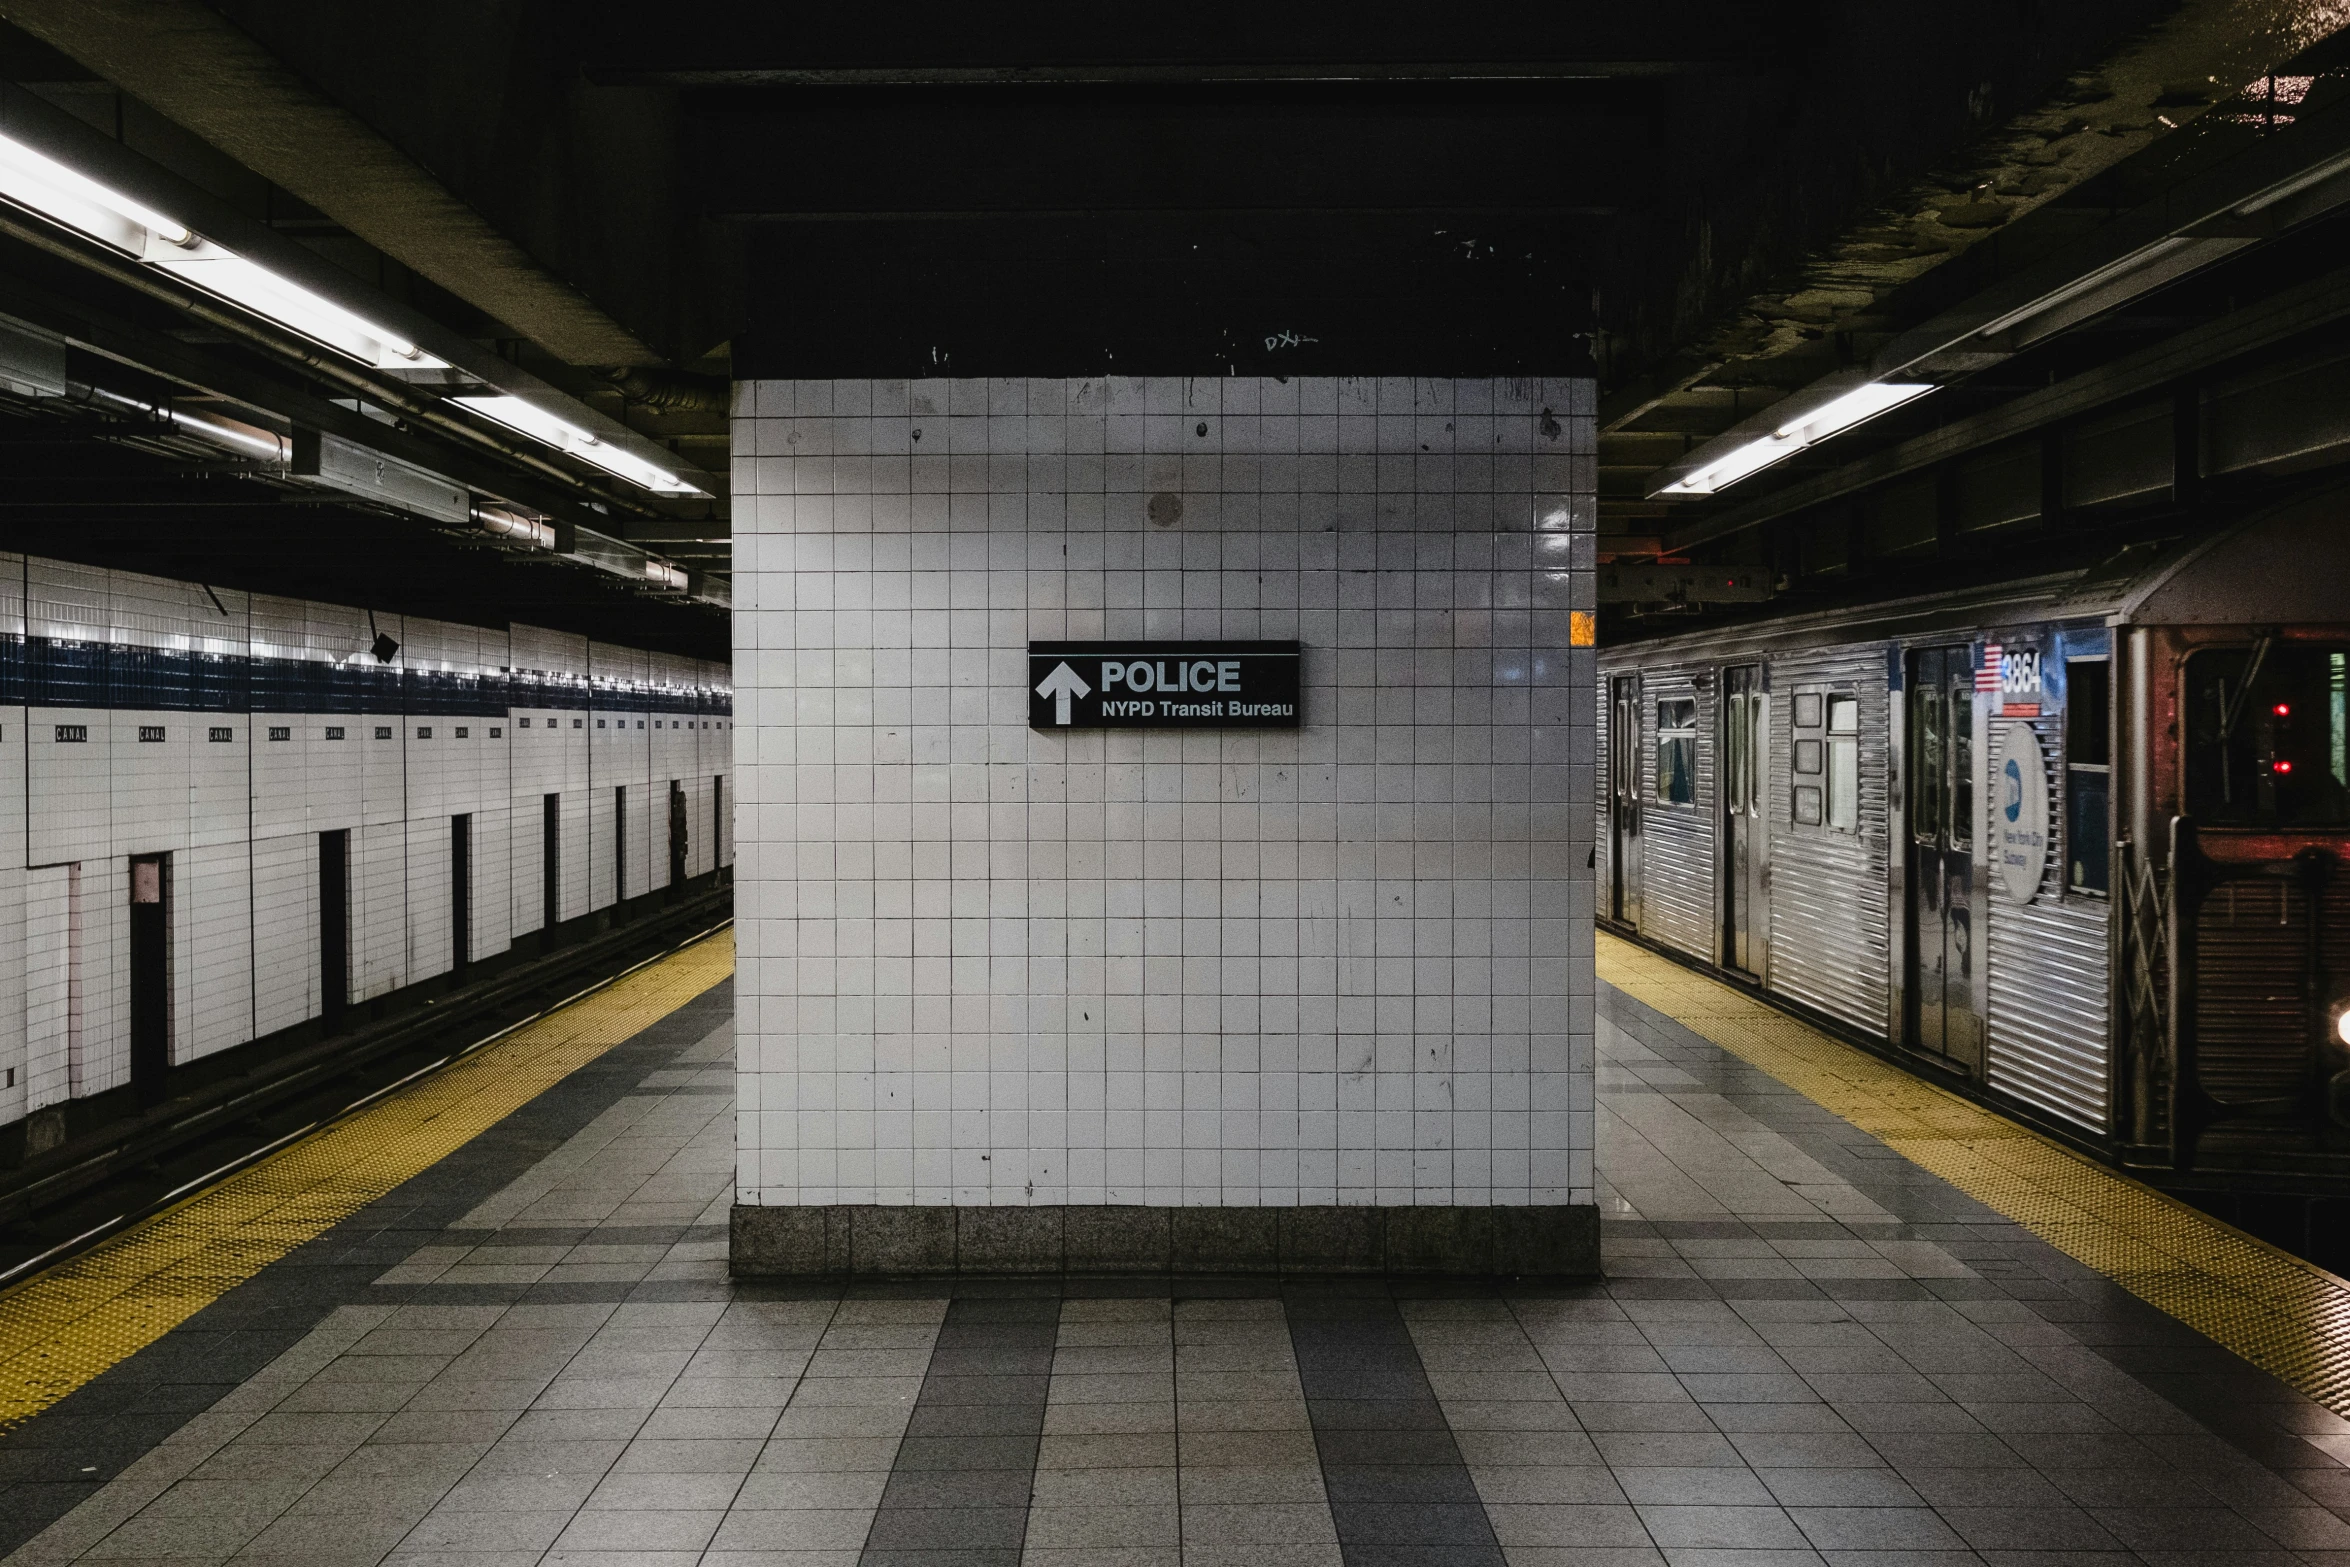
left=1027, top=641, right=1301, bottom=730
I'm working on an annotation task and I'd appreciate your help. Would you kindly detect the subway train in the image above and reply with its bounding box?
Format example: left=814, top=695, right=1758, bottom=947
left=0, top=553, right=732, bottom=1140
left=1597, top=489, right=2350, bottom=1199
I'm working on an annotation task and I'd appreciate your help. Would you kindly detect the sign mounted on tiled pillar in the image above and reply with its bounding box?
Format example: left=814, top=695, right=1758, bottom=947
left=730, top=377, right=1597, bottom=1276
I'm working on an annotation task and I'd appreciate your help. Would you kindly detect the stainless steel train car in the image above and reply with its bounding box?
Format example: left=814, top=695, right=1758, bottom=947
left=1597, top=489, right=2350, bottom=1192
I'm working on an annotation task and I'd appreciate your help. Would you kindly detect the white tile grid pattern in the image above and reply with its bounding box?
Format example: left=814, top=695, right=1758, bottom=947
left=353, top=820, right=410, bottom=1004
left=0, top=567, right=19, bottom=1121
left=506, top=623, right=594, bottom=931
left=733, top=375, right=1597, bottom=1212
left=588, top=642, right=655, bottom=911
left=402, top=616, right=459, bottom=988
left=652, top=650, right=712, bottom=887
left=177, top=840, right=253, bottom=1062
left=0, top=856, right=23, bottom=1124
left=251, top=832, right=318, bottom=1041
left=22, top=863, right=71, bottom=1112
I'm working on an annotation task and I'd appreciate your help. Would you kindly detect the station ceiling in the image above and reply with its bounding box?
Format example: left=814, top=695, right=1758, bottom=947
left=0, top=0, right=2343, bottom=648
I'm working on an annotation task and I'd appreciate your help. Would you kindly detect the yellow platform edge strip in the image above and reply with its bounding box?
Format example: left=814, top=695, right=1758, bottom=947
left=1600, top=932, right=2350, bottom=1416
left=0, top=929, right=734, bottom=1433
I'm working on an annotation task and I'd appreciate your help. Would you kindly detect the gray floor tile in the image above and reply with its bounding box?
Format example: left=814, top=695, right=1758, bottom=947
left=547, top=1508, right=723, bottom=1550
left=1638, top=1504, right=1809, bottom=1549
left=26, top=975, right=2350, bottom=1567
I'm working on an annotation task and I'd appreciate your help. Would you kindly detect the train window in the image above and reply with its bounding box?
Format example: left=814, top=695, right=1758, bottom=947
left=2184, top=644, right=2350, bottom=825
left=1656, top=698, right=1698, bottom=805
left=2067, top=659, right=2111, bottom=895
left=1827, top=695, right=1859, bottom=833
left=1794, top=692, right=1823, bottom=728
left=1724, top=695, right=1747, bottom=813
left=1794, top=738, right=1822, bottom=774
left=1909, top=681, right=1944, bottom=840
left=1950, top=710, right=1973, bottom=852
left=1794, top=786, right=1824, bottom=826
left=2067, top=660, right=2111, bottom=768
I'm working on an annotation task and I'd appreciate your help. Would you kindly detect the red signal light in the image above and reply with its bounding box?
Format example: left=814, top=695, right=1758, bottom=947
left=2275, top=760, right=2296, bottom=775
left=2274, top=703, right=2292, bottom=717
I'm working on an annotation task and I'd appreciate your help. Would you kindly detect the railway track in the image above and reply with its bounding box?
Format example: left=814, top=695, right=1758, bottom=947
left=0, top=883, right=733, bottom=1287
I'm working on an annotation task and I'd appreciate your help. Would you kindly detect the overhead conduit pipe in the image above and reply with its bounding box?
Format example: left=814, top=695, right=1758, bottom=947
left=0, top=207, right=676, bottom=528
left=68, top=377, right=289, bottom=463
left=68, top=375, right=563, bottom=556
left=471, top=502, right=557, bottom=550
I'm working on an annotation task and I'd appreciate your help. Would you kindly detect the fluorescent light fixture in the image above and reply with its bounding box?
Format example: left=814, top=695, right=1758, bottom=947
left=452, top=394, right=708, bottom=496
left=1774, top=382, right=1934, bottom=443
left=448, top=393, right=595, bottom=449
left=1661, top=435, right=1793, bottom=495
left=1658, top=382, right=1934, bottom=496
left=0, top=131, right=440, bottom=371
left=0, top=131, right=188, bottom=250
left=149, top=245, right=431, bottom=368
left=2237, top=146, right=2350, bottom=214
left=1975, top=237, right=2197, bottom=340
left=643, top=560, right=690, bottom=591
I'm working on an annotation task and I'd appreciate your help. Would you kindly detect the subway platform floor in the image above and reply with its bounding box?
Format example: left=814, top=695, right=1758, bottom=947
left=5, top=945, right=2350, bottom=1565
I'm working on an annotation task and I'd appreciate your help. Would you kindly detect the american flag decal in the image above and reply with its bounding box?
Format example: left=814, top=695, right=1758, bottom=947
left=1975, top=643, right=2002, bottom=693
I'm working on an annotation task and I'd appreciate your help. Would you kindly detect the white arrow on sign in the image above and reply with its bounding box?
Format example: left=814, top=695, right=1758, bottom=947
left=1034, top=661, right=1091, bottom=725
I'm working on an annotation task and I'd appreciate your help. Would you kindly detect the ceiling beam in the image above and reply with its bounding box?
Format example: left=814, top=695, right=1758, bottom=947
left=1663, top=261, right=2350, bottom=553
left=1595, top=0, right=2337, bottom=474
left=601, top=59, right=1722, bottom=87
left=616, top=518, right=732, bottom=546
left=0, top=0, right=662, bottom=366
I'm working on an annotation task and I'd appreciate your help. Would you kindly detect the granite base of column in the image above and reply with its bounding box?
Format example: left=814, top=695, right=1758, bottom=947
left=729, top=1202, right=1599, bottom=1278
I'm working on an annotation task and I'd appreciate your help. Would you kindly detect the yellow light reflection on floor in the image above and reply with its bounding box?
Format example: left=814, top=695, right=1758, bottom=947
left=1601, top=932, right=2350, bottom=1416
left=0, top=929, right=733, bottom=1432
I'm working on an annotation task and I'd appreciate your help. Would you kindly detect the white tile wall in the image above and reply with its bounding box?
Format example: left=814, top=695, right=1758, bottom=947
left=305, top=598, right=373, bottom=837
left=507, top=622, right=573, bottom=937
left=251, top=591, right=324, bottom=1039
left=652, top=652, right=695, bottom=887
left=587, top=641, right=656, bottom=907
left=0, top=861, right=23, bottom=1123
left=24, top=862, right=74, bottom=1111
left=28, top=558, right=112, bottom=867
left=353, top=820, right=409, bottom=1003
left=251, top=832, right=318, bottom=1037
left=732, top=375, right=1596, bottom=1211
left=0, top=566, right=730, bottom=1130
left=403, top=617, right=457, bottom=984
left=178, top=840, right=252, bottom=1061
left=0, top=559, right=24, bottom=1118
left=471, top=807, right=514, bottom=964
left=189, top=587, right=249, bottom=854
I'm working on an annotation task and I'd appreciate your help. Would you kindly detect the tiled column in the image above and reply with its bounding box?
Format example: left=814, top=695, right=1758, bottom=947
left=731, top=375, right=1597, bottom=1275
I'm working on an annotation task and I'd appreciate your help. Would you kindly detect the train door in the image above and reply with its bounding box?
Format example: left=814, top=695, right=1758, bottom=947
left=1721, top=665, right=1768, bottom=976
left=1904, top=647, right=1983, bottom=1071
left=1609, top=675, right=1642, bottom=926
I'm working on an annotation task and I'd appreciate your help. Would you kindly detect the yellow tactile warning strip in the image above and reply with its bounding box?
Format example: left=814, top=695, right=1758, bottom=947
left=0, top=928, right=734, bottom=1433
left=1600, top=932, right=2350, bottom=1417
